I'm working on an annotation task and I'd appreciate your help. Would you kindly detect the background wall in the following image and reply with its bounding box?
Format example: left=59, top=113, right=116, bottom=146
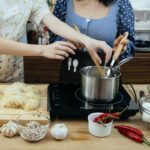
left=130, top=0, right=150, bottom=10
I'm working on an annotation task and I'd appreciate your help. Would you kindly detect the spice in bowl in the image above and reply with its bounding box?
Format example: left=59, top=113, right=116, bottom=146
left=19, top=121, right=48, bottom=141
left=88, top=112, right=113, bottom=137
left=93, top=106, right=128, bottom=125
left=17, top=113, right=50, bottom=142
left=88, top=107, right=128, bottom=137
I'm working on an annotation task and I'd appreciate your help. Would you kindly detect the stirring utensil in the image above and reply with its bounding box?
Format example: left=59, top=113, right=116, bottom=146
left=113, top=56, right=134, bottom=70
left=88, top=50, right=105, bottom=77
left=73, top=24, right=105, bottom=77
left=104, top=59, right=107, bottom=67
left=106, top=32, right=129, bottom=77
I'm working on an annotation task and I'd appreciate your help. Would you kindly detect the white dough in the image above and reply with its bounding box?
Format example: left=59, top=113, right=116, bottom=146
left=0, top=82, right=41, bottom=111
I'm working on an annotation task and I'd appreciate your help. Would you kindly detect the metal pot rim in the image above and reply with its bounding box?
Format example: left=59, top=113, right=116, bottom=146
left=80, top=66, right=121, bottom=79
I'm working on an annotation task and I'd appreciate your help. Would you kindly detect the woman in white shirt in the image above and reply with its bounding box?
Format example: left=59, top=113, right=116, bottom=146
left=0, top=0, right=112, bottom=82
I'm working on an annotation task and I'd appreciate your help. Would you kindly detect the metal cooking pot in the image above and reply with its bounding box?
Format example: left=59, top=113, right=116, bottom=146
left=80, top=66, right=121, bottom=101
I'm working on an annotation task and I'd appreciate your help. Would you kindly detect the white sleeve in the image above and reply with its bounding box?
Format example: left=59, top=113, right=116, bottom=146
left=29, top=0, right=50, bottom=25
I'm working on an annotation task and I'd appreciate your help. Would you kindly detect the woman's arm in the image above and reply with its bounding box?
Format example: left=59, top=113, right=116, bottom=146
left=0, top=37, right=75, bottom=60
left=29, top=0, right=112, bottom=64
left=117, top=0, right=135, bottom=60
left=42, top=13, right=112, bottom=64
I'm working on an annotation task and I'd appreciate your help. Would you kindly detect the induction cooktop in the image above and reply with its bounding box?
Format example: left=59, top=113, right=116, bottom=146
left=47, top=83, right=139, bottom=120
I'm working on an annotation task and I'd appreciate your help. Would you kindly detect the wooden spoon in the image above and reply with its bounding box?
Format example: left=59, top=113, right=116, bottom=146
left=73, top=24, right=105, bottom=77
left=88, top=50, right=105, bottom=77
left=110, top=32, right=129, bottom=67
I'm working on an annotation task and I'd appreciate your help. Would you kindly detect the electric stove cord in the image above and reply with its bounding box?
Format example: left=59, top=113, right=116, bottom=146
left=125, top=84, right=138, bottom=103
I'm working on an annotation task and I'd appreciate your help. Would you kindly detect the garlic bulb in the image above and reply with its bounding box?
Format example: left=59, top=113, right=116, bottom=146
left=1, top=121, right=19, bottom=137
left=50, top=124, right=68, bottom=140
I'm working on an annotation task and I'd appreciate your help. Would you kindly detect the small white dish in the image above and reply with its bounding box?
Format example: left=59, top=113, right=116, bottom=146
left=88, top=112, right=113, bottom=137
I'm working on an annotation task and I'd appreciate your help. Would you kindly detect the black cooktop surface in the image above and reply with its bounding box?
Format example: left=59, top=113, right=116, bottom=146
left=47, top=83, right=139, bottom=120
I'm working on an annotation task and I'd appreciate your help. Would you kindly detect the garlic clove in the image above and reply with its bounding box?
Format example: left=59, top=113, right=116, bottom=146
left=7, top=130, right=14, bottom=138
left=10, top=126, right=17, bottom=134
left=5, top=128, right=11, bottom=137
left=8, top=121, right=19, bottom=134
left=50, top=124, right=68, bottom=140
left=1, top=126, right=7, bottom=134
left=1, top=121, right=19, bottom=137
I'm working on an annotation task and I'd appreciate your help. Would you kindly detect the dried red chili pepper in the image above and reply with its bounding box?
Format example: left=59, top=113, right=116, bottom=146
left=114, top=125, right=150, bottom=145
left=99, top=113, right=112, bottom=123
left=94, top=113, right=112, bottom=124
left=94, top=113, right=108, bottom=122
left=118, top=129, right=150, bottom=146
left=98, top=113, right=110, bottom=119
left=114, top=125, right=143, bottom=137
left=118, top=129, right=142, bottom=143
left=111, top=106, right=128, bottom=118
left=111, top=112, right=120, bottom=118
left=93, top=107, right=128, bottom=124
left=94, top=117, right=100, bottom=123
left=101, top=117, right=112, bottom=124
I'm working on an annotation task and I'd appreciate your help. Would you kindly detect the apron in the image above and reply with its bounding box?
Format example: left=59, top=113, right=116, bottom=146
left=59, top=49, right=105, bottom=84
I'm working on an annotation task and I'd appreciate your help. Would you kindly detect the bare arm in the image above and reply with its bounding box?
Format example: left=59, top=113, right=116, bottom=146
left=42, top=13, right=86, bottom=44
left=0, top=37, right=75, bottom=60
left=0, top=37, right=42, bottom=56
left=42, top=13, right=112, bottom=64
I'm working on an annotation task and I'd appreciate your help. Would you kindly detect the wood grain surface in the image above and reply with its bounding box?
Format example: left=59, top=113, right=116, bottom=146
left=0, top=84, right=150, bottom=150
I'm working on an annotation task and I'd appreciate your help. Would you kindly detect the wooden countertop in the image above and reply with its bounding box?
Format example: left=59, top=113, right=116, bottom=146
left=0, top=84, right=150, bottom=150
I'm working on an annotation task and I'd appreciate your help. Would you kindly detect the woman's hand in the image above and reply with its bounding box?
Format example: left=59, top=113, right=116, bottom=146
left=41, top=41, right=76, bottom=60
left=83, top=37, right=113, bottom=64
left=43, top=14, right=112, bottom=63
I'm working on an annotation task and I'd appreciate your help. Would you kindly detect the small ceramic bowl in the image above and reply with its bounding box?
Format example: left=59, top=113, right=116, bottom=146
left=88, top=112, right=113, bottom=137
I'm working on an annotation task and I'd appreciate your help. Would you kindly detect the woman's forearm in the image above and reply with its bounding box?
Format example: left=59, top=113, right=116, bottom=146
left=0, top=37, right=42, bottom=56
left=0, top=37, right=76, bottom=60
left=42, top=13, right=113, bottom=63
left=42, top=13, right=88, bottom=44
